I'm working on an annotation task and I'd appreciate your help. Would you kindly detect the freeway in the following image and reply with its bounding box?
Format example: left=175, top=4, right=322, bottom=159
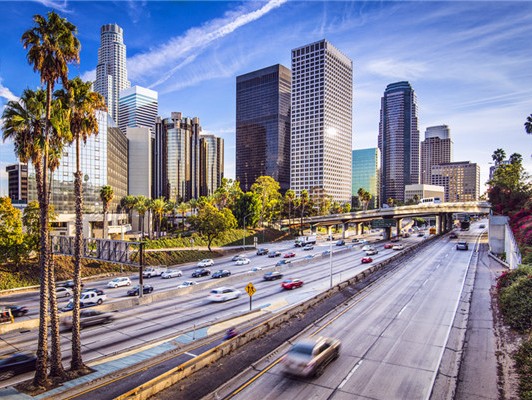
left=211, top=226, right=485, bottom=400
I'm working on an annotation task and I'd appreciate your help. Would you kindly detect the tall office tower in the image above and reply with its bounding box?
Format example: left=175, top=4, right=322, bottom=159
left=200, top=134, right=224, bottom=197
left=290, top=39, right=353, bottom=204
left=118, top=86, right=158, bottom=134
left=94, top=24, right=131, bottom=123
left=6, top=163, right=28, bottom=204
left=236, top=64, right=291, bottom=192
left=154, top=113, right=207, bottom=202
left=126, top=127, right=153, bottom=198
left=378, top=81, right=420, bottom=204
left=27, top=112, right=128, bottom=214
left=431, top=161, right=480, bottom=202
left=352, top=148, right=380, bottom=209
left=420, top=125, right=453, bottom=184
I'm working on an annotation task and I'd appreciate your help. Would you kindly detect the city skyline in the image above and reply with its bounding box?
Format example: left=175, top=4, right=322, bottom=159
left=1, top=1, right=531, bottom=197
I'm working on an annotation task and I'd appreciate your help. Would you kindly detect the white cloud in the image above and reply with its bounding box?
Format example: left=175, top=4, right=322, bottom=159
left=366, top=59, right=428, bottom=80
left=0, top=80, right=19, bottom=102
left=80, top=69, right=96, bottom=83
left=33, top=0, right=71, bottom=14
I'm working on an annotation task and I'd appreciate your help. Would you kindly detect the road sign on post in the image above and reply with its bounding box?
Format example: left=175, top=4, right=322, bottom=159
left=245, top=282, right=256, bottom=310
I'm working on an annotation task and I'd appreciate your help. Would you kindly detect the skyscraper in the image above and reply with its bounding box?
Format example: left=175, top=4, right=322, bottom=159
left=352, top=148, right=380, bottom=209
left=291, top=39, right=353, bottom=204
left=200, top=134, right=224, bottom=197
left=378, top=81, right=420, bottom=204
left=236, top=64, right=291, bottom=192
left=6, top=163, right=28, bottom=205
left=431, top=161, right=480, bottom=202
left=420, top=125, right=453, bottom=184
left=94, top=24, right=130, bottom=124
left=118, top=86, right=158, bottom=134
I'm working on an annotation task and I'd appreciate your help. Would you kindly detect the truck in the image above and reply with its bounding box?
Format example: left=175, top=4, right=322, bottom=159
left=142, top=266, right=166, bottom=278
left=460, top=220, right=470, bottom=231
left=294, top=235, right=317, bottom=247
left=63, top=291, right=107, bottom=311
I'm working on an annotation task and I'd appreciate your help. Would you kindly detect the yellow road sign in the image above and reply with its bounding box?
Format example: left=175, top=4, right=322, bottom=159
left=245, top=282, right=256, bottom=296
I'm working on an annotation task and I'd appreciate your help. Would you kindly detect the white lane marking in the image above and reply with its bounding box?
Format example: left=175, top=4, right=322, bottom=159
left=185, top=352, right=197, bottom=358
left=338, top=359, right=363, bottom=389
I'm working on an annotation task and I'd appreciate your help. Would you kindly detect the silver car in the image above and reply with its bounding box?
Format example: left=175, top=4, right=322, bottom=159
left=282, top=336, right=341, bottom=377
left=161, top=269, right=182, bottom=279
left=56, top=287, right=73, bottom=298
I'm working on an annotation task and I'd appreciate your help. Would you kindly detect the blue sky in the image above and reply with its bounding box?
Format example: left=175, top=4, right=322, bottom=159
left=1, top=0, right=531, bottom=197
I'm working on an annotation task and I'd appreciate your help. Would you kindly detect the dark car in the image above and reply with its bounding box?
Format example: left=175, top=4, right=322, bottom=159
left=62, top=309, right=114, bottom=330
left=276, top=259, right=292, bottom=266
left=127, top=284, right=154, bottom=296
left=336, top=239, right=345, bottom=246
left=192, top=268, right=211, bottom=278
left=58, top=280, right=84, bottom=289
left=212, top=269, right=231, bottom=279
left=449, top=232, right=458, bottom=239
left=256, top=248, right=269, bottom=256
left=263, top=271, right=284, bottom=281
left=0, top=353, right=36, bottom=381
left=268, top=251, right=282, bottom=258
left=81, top=288, right=105, bottom=296
left=5, top=305, right=28, bottom=318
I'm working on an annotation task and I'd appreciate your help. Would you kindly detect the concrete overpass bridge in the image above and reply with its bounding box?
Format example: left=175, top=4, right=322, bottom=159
left=281, top=201, right=491, bottom=239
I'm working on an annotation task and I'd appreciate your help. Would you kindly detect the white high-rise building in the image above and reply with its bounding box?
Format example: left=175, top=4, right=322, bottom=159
left=421, top=125, right=453, bottom=184
left=290, top=39, right=353, bottom=204
left=94, top=24, right=130, bottom=124
left=118, top=86, right=158, bottom=133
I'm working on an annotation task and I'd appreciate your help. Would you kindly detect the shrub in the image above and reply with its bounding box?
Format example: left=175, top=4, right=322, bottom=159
left=499, top=273, right=532, bottom=332
left=497, top=265, right=532, bottom=290
left=515, top=335, right=532, bottom=400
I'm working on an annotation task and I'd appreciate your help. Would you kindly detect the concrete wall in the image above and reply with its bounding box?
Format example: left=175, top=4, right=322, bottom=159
left=488, top=215, right=522, bottom=269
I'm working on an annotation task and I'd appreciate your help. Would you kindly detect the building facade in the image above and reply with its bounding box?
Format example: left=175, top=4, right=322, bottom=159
left=126, top=127, right=153, bottom=198
left=431, top=161, right=480, bottom=202
left=290, top=39, right=353, bottom=204
left=118, top=85, right=158, bottom=134
left=6, top=163, right=28, bottom=205
left=352, top=148, right=380, bottom=209
left=94, top=23, right=131, bottom=124
left=404, top=184, right=445, bottom=203
left=200, top=134, right=224, bottom=197
left=420, top=125, right=453, bottom=184
left=378, top=81, right=420, bottom=204
left=236, top=64, right=291, bottom=192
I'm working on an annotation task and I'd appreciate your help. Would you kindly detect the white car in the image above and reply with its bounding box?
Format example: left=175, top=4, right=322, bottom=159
left=197, top=259, right=214, bottom=267
left=161, top=269, right=182, bottom=279
left=56, top=287, right=73, bottom=298
left=361, top=244, right=373, bottom=251
left=235, top=257, right=250, bottom=265
left=208, top=287, right=242, bottom=302
left=365, top=248, right=378, bottom=256
left=392, top=244, right=405, bottom=250
left=177, top=281, right=197, bottom=289
left=250, top=266, right=263, bottom=272
left=107, top=277, right=131, bottom=288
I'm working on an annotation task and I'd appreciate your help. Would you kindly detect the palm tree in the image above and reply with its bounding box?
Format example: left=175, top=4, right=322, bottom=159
left=134, top=196, right=149, bottom=238
left=177, top=202, right=189, bottom=232
left=151, top=197, right=167, bottom=238
left=492, top=148, right=506, bottom=166
left=525, top=114, right=532, bottom=134
left=22, top=11, right=80, bottom=387
left=284, top=189, right=295, bottom=233
left=100, top=185, right=114, bottom=239
left=55, top=77, right=106, bottom=371
left=120, top=195, right=137, bottom=226
left=189, top=198, right=198, bottom=216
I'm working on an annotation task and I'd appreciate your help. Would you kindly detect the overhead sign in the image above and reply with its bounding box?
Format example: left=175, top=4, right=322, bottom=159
left=245, top=282, right=256, bottom=297
left=371, top=219, right=397, bottom=228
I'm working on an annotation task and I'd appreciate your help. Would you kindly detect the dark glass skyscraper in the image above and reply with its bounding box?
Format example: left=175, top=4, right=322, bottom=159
left=236, top=64, right=291, bottom=192
left=378, top=81, right=419, bottom=204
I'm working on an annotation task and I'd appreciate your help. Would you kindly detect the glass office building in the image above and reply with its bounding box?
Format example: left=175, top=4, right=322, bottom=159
left=421, top=125, right=453, bottom=184
left=352, top=148, right=380, bottom=209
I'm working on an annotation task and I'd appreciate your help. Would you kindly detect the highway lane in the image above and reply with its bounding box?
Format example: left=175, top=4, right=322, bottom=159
left=221, top=228, right=482, bottom=400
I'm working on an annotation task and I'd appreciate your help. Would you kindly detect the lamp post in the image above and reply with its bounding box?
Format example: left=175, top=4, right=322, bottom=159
left=329, top=241, right=333, bottom=288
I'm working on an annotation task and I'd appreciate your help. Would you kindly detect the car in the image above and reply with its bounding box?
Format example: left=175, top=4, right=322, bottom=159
left=303, top=244, right=314, bottom=251
left=207, top=287, right=241, bottom=302
left=383, top=243, right=394, bottom=249
left=449, top=232, right=458, bottom=239
left=256, top=248, right=269, bottom=256
left=365, top=248, right=378, bottom=255
left=264, top=271, right=284, bottom=281
left=107, top=277, right=131, bottom=288
left=282, top=336, right=341, bottom=377
left=390, top=236, right=400, bottom=242
left=212, top=269, right=231, bottom=279
left=268, top=251, right=282, bottom=258
left=361, top=245, right=373, bottom=252
left=56, top=287, right=73, bottom=298
left=4, top=306, right=28, bottom=318
left=392, top=244, right=404, bottom=250
left=276, top=259, right=291, bottom=266
left=197, top=259, right=214, bottom=267
left=192, top=268, right=211, bottom=278
left=281, top=278, right=304, bottom=290
left=351, top=238, right=361, bottom=243
left=235, top=257, right=250, bottom=265
left=361, top=257, right=373, bottom=264
left=161, top=269, right=183, bottom=279
left=250, top=267, right=263, bottom=272
left=479, top=224, right=486, bottom=229
left=456, top=241, right=469, bottom=251
left=127, top=284, right=154, bottom=296
left=62, top=309, right=114, bottom=330
left=0, top=353, right=36, bottom=381
left=57, top=280, right=84, bottom=289
left=284, top=252, right=296, bottom=258
left=81, top=288, right=105, bottom=296
left=357, top=239, right=368, bottom=245
left=322, top=250, right=331, bottom=256
left=231, top=254, right=245, bottom=261
left=336, top=239, right=345, bottom=246
left=325, top=235, right=335, bottom=241
left=303, top=255, right=315, bottom=260
left=417, top=232, right=425, bottom=237
left=177, top=281, right=197, bottom=289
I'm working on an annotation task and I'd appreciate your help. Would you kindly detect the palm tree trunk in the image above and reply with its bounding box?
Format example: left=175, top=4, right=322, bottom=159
left=48, top=255, right=65, bottom=379
left=103, top=210, right=107, bottom=239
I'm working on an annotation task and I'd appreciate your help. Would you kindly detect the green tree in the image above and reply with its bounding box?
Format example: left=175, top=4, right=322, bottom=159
left=492, top=148, right=506, bottom=165
left=233, top=191, right=261, bottom=228
left=151, top=197, right=167, bottom=238
left=0, top=197, right=25, bottom=264
left=525, top=114, right=532, bottom=134
left=133, top=196, right=149, bottom=238
left=190, top=203, right=237, bottom=251
left=296, top=190, right=310, bottom=235
left=22, top=201, right=56, bottom=255
left=251, top=176, right=281, bottom=225
left=177, top=202, right=189, bottom=232
left=120, top=195, right=137, bottom=226
left=283, top=189, right=296, bottom=232
left=100, top=185, right=114, bottom=239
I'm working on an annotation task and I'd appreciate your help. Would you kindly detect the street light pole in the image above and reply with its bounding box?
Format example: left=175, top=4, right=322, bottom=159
left=329, top=241, right=333, bottom=288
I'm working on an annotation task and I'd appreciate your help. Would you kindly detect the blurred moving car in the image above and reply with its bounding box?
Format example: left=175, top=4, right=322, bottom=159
left=417, top=232, right=425, bottom=237
left=57, top=280, right=83, bottom=289
left=479, top=224, right=486, bottom=229
left=361, top=257, right=373, bottom=264
left=456, top=241, right=469, bottom=251
left=263, top=271, right=283, bottom=281
left=250, top=267, right=263, bottom=272
left=56, top=287, right=73, bottom=298
left=212, top=269, right=231, bottom=278
left=383, top=243, right=394, bottom=249
left=361, top=245, right=373, bottom=252
left=336, top=239, right=345, bottom=246
left=197, top=259, right=214, bottom=267
left=282, top=336, right=341, bottom=377
left=207, top=287, right=241, bottom=302
left=303, top=244, right=314, bottom=251
left=177, top=281, right=197, bottom=289
left=276, top=259, right=291, bottom=266
left=107, top=277, right=131, bottom=288
left=127, top=284, right=154, bottom=296
left=322, top=250, right=331, bottom=256
left=161, top=269, right=183, bottom=279
left=81, top=288, right=105, bottom=296
left=449, top=232, right=458, bottom=239
left=365, top=248, right=378, bottom=256
left=281, top=278, right=304, bottom=290
left=62, top=309, right=114, bottom=330
left=392, top=244, right=405, bottom=250
left=284, top=252, right=296, bottom=258
left=192, top=268, right=211, bottom=278
left=256, top=248, right=269, bottom=256
left=231, top=254, right=245, bottom=261
left=235, top=257, right=250, bottom=265
left=0, top=353, right=36, bottom=381
left=4, top=306, right=28, bottom=318
left=268, top=251, right=282, bottom=258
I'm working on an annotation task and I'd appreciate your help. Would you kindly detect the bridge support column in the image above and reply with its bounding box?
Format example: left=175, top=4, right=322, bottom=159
left=355, top=222, right=362, bottom=235
left=446, top=213, right=453, bottom=231
left=396, top=217, right=403, bottom=236
left=341, top=223, right=347, bottom=239
left=327, top=226, right=333, bottom=238
left=383, top=227, right=391, bottom=240
left=435, top=215, right=441, bottom=234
